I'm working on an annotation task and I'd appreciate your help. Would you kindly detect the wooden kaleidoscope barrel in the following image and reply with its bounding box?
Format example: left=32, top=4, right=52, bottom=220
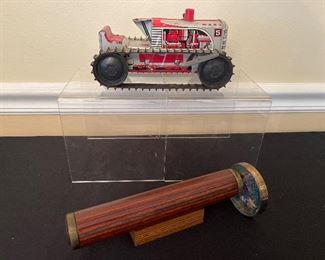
left=66, top=162, right=268, bottom=249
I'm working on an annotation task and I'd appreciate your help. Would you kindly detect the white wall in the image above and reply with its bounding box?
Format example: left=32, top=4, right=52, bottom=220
left=1, top=0, right=324, bottom=83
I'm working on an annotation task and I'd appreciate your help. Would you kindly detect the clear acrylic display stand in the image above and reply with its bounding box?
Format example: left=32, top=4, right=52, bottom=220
left=58, top=67, right=271, bottom=183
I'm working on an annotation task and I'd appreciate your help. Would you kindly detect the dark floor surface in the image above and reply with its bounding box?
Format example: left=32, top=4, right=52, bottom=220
left=0, top=133, right=325, bottom=260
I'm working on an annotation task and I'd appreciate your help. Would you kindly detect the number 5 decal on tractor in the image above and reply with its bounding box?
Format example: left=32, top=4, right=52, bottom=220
left=214, top=29, right=222, bottom=37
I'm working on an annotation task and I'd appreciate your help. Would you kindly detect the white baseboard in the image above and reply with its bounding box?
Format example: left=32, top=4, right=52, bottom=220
left=1, top=82, right=324, bottom=114
left=260, top=83, right=325, bottom=112
left=1, top=83, right=64, bottom=114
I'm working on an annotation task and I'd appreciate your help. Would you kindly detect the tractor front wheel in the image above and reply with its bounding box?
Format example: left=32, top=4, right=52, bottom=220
left=92, top=53, right=128, bottom=87
left=198, top=54, right=234, bottom=90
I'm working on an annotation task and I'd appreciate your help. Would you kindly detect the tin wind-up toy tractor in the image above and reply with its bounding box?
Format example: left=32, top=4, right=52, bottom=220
left=91, top=8, right=234, bottom=90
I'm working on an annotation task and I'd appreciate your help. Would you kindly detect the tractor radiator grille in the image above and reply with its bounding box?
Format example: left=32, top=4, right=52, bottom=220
left=151, top=29, right=162, bottom=47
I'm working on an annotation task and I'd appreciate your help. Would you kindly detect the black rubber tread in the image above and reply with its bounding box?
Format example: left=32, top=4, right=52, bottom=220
left=91, top=50, right=234, bottom=91
left=101, top=46, right=215, bottom=54
left=106, top=83, right=211, bottom=91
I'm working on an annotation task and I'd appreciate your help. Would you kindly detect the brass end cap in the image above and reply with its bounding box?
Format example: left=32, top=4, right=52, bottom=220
left=66, top=213, right=80, bottom=249
left=230, top=162, right=268, bottom=217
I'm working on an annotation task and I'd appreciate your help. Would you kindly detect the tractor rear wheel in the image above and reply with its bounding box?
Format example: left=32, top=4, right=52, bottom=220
left=198, top=54, right=234, bottom=90
left=92, top=53, right=128, bottom=87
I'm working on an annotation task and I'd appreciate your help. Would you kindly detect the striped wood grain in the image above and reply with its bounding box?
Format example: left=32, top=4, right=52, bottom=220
left=74, top=169, right=238, bottom=247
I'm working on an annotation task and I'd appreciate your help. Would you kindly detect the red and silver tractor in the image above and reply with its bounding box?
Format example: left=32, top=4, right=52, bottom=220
left=91, top=8, right=234, bottom=90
